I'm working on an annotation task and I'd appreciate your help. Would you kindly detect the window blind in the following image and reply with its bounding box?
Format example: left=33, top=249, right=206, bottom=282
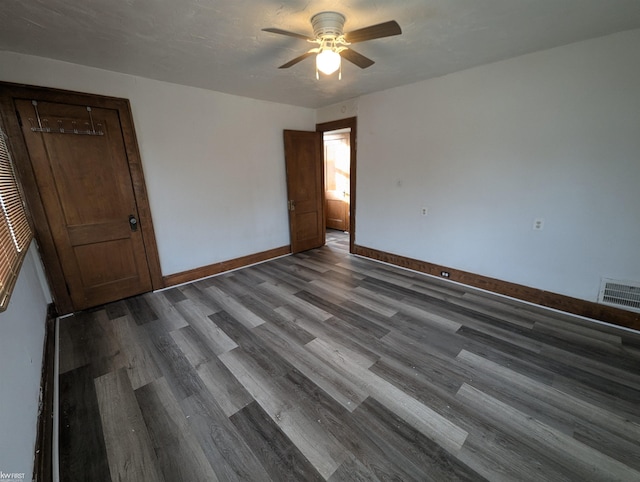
left=0, top=127, right=33, bottom=310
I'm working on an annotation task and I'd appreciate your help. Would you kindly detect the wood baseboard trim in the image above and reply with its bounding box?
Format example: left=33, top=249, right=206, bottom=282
left=353, top=245, right=640, bottom=331
left=33, top=304, right=57, bottom=482
left=163, top=245, right=291, bottom=287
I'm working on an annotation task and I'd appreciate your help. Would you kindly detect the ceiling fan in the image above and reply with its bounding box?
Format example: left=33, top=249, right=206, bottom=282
left=262, top=11, right=402, bottom=79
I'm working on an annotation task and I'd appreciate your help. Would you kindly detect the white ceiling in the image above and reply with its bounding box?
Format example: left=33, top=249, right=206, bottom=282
left=2, top=1, right=640, bottom=108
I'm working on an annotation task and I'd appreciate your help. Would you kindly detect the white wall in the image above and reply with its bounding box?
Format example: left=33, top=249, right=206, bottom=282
left=0, top=52, right=316, bottom=275
left=351, top=29, right=640, bottom=303
left=0, top=242, right=51, bottom=479
left=316, top=98, right=359, bottom=125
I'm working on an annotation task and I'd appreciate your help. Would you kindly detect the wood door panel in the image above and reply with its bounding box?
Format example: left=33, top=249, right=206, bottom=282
left=49, top=136, right=126, bottom=223
left=15, top=98, right=152, bottom=310
left=67, top=222, right=131, bottom=246
left=284, top=130, right=324, bottom=253
left=297, top=212, right=321, bottom=239
left=75, top=239, right=138, bottom=287
left=326, top=199, right=347, bottom=231
left=30, top=104, right=132, bottom=224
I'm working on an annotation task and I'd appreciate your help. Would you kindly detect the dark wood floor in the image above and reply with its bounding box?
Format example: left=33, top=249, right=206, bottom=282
left=59, top=230, right=640, bottom=481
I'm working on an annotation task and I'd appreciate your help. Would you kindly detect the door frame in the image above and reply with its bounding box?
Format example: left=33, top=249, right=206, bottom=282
left=0, top=82, right=163, bottom=314
left=316, top=117, right=357, bottom=254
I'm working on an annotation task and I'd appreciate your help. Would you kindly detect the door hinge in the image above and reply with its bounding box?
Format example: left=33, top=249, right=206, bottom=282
left=15, top=109, right=23, bottom=127
left=288, top=200, right=295, bottom=211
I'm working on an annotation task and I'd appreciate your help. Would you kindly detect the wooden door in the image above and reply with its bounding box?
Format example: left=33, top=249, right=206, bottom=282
left=283, top=130, right=325, bottom=253
left=15, top=99, right=153, bottom=310
left=324, top=131, right=350, bottom=232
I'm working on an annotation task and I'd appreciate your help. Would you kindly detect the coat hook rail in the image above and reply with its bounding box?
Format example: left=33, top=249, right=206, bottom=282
left=28, top=100, right=104, bottom=136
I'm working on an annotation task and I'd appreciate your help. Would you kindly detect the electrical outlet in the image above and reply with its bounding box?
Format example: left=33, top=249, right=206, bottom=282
left=421, top=207, right=428, bottom=216
left=440, top=271, right=450, bottom=278
left=533, top=218, right=545, bottom=230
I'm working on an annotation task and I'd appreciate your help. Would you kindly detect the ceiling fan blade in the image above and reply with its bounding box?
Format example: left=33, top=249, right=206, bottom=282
left=279, top=51, right=315, bottom=69
left=344, top=20, right=402, bottom=43
left=262, top=28, right=314, bottom=41
left=341, top=48, right=375, bottom=69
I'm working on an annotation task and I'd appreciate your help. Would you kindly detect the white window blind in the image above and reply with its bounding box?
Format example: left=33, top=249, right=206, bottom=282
left=0, top=127, right=33, bottom=310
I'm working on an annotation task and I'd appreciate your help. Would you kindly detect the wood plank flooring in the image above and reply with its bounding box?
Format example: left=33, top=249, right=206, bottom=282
left=59, top=230, right=640, bottom=481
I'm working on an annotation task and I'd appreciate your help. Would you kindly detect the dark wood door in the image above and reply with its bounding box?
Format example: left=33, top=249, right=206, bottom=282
left=324, top=131, right=350, bottom=232
left=15, top=99, right=152, bottom=310
left=284, top=130, right=325, bottom=253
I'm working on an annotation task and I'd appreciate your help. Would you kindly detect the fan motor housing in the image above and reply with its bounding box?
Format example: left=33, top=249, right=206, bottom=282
left=311, top=11, right=346, bottom=38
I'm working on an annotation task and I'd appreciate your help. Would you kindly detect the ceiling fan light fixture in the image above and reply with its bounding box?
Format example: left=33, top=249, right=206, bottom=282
left=316, top=48, right=341, bottom=75
left=263, top=11, right=401, bottom=77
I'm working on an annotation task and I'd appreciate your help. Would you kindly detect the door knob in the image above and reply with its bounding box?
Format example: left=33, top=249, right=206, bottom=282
left=129, top=214, right=138, bottom=231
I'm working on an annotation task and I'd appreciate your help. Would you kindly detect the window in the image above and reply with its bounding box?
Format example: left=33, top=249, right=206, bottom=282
left=0, top=127, right=32, bottom=311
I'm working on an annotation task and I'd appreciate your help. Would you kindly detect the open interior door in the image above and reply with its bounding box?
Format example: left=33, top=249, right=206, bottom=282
left=283, top=130, right=325, bottom=253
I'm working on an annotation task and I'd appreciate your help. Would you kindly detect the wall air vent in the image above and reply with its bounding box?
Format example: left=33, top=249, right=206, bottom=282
left=598, top=278, right=640, bottom=313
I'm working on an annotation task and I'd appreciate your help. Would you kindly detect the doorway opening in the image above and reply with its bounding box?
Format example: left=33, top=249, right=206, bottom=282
left=323, top=128, right=350, bottom=233
left=316, top=117, right=356, bottom=253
